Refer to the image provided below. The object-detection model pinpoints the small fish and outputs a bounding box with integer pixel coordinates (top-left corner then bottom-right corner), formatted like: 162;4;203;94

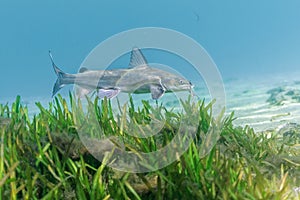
50;47;193;100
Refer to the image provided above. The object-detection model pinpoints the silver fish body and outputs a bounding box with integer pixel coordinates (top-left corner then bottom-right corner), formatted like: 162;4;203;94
51;48;193;99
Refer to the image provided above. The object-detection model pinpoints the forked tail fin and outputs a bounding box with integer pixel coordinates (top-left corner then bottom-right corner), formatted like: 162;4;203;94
49;51;71;97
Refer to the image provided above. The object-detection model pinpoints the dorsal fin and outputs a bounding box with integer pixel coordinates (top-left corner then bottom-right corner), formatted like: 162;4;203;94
128;47;148;69
79;67;89;73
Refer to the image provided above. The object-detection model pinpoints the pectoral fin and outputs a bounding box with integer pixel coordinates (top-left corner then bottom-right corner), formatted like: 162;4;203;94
97;88;120;99
150;84;165;100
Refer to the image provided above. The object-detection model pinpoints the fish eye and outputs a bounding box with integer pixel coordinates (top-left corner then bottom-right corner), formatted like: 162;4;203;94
179;80;184;84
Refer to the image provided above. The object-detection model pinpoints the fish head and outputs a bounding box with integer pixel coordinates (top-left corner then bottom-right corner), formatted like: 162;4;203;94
162;74;193;92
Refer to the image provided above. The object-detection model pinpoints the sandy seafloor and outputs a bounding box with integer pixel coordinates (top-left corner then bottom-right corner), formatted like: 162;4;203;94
1;72;300;133
223;73;300;132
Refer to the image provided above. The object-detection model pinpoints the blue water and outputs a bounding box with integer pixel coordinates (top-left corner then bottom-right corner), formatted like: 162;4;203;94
1;1;300;97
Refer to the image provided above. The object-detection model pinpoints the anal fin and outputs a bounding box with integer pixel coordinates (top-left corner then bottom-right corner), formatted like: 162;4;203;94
75;86;93;98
